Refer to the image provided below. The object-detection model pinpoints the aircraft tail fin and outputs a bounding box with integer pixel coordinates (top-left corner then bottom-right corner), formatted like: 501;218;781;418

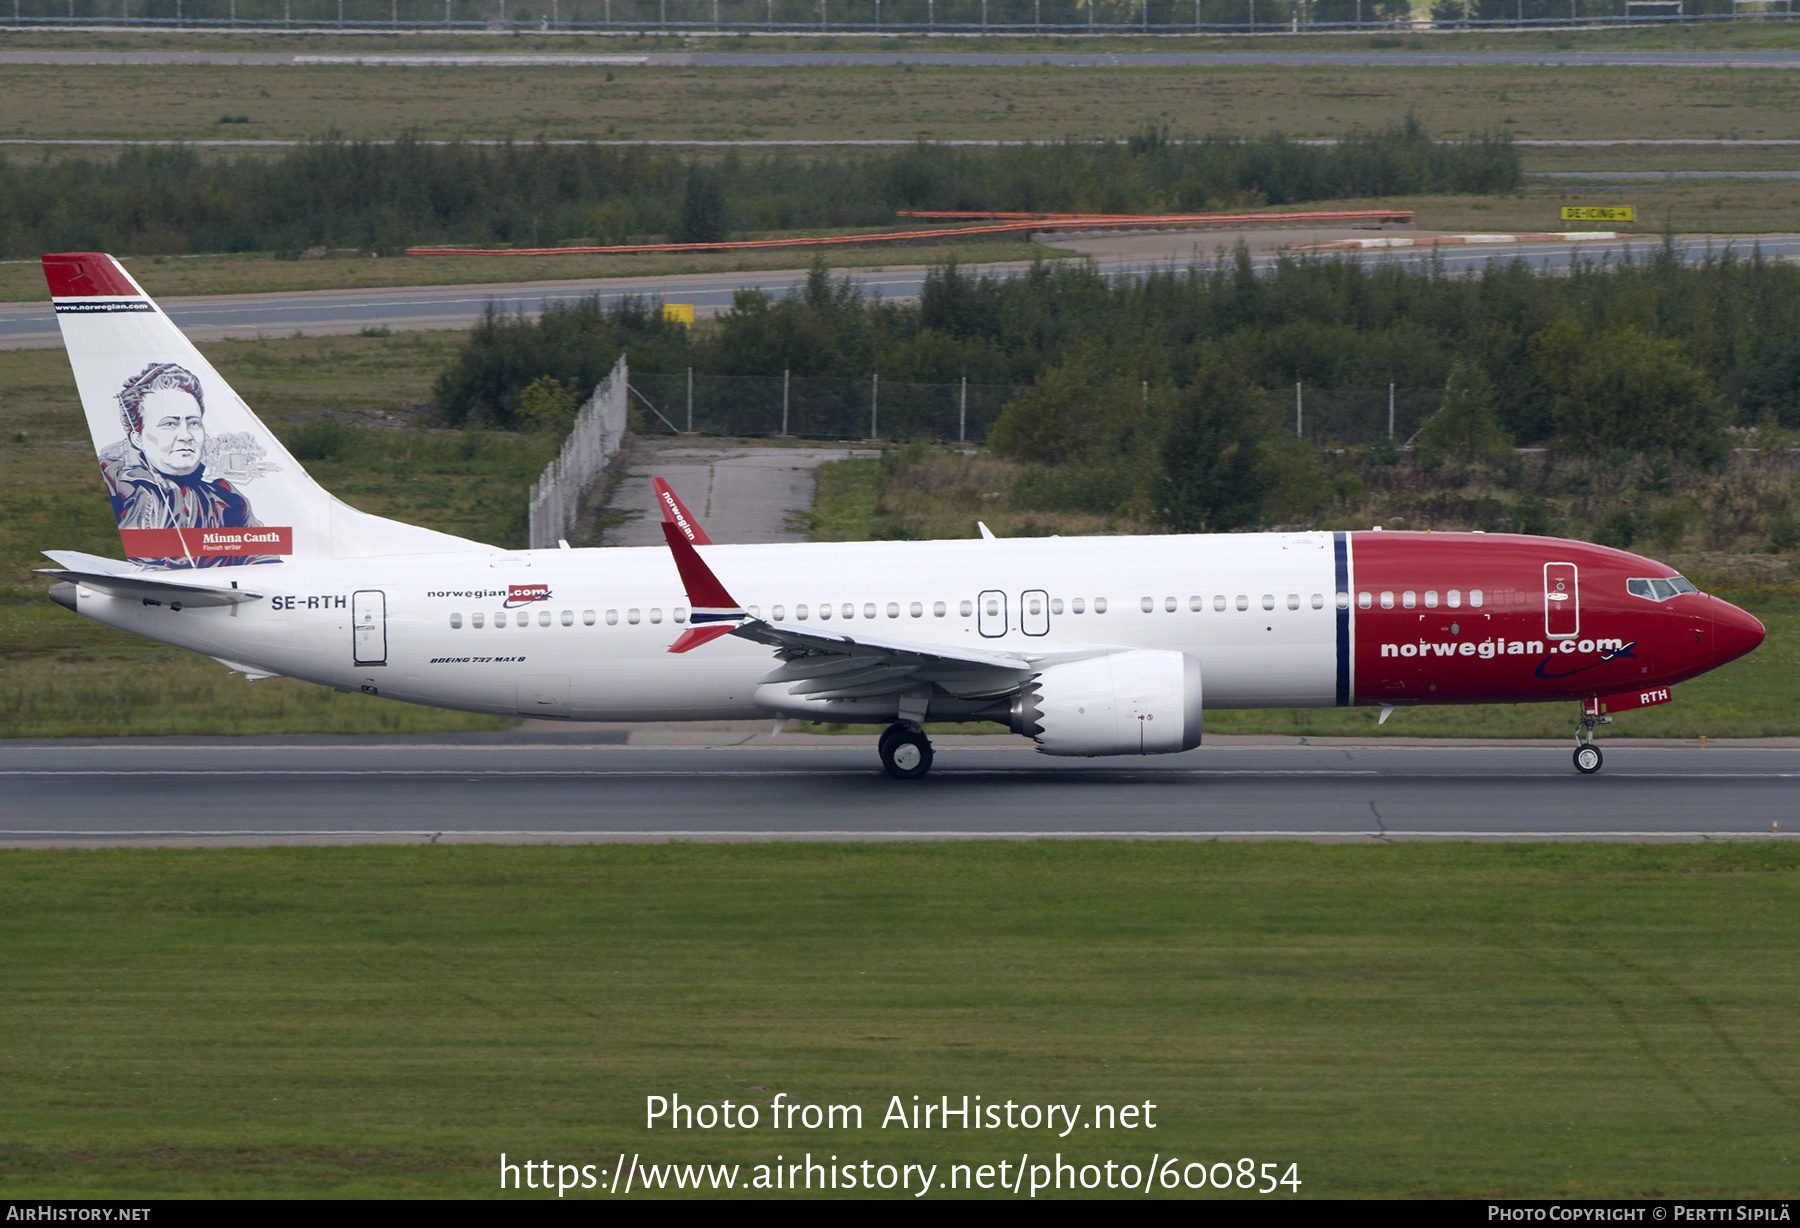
44;252;480;570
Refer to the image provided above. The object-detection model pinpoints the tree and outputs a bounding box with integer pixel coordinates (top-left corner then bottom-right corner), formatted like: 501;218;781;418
1416;359;1511;465
516;375;579;434
675;166;727;244
987;343;1147;465
1155;360;1280;533
1552;325;1726;456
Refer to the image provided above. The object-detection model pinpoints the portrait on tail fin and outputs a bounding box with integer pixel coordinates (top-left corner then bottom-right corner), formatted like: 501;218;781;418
99;362;283;569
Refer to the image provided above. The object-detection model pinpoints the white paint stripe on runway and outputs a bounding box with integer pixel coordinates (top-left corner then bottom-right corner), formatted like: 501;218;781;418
0;829;1779;840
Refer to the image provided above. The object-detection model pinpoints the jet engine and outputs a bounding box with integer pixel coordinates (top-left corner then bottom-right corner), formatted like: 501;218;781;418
1007;650;1202;756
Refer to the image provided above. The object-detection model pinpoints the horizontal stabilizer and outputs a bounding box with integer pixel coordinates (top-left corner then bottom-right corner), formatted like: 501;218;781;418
39;567;263;608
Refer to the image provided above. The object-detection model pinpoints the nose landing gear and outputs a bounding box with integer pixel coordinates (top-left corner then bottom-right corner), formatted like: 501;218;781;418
879;723;934;780
1573;709;1610;774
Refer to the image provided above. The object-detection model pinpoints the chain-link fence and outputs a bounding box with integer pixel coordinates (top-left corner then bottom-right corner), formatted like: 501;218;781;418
529;353;627;549
5;0;1782;28
1271;384;1449;449
621;372;1448;447
627;371;1027;443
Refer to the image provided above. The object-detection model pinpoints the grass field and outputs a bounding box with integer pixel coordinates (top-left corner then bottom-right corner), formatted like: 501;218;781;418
1;841;1795;1198
5;61;1800;146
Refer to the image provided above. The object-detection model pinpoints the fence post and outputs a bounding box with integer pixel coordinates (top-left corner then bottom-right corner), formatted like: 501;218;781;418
959;376;967;443
687;366;693;433
1388;382;1395;439
871;373;879;440
782;366;790;436
1295;381;1303;438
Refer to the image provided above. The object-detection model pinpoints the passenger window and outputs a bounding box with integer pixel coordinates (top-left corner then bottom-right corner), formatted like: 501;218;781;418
1336;592;1349;610
1262;594;1275;611
819;604;832;620
1071;598;1085;614
1163;596;1177;613
1029;596;1043;615
1312;593;1325;610
1236;595;1248;611
583;610;596;626
561;610;574;626
1469;590;1484;608
960;600;973;617
1287;594;1300;610
864;603;877;619
538;609;551;626
605;609;618;626
1094;598;1108;614
934;601;946;618
1402;591;1416;609
1447;590;1461;609
1358;592;1371;610
649;608;662;624
842;604;854;620
909;602;922;618
1051;597;1063;615
1213;595;1226;612
450;613;463;629
887;602;899;619
1379;592;1394;609
1424;591;1438;608
773;605;786;621
472;612;484;628
627;609;640;625
1141;597;1154;613
674;608;688;624
495;611;508;628
796;604;809;620
1189;596;1202;612
986;597;1001;617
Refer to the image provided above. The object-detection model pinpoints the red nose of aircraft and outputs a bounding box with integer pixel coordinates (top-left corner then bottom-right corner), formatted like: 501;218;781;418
1710;596;1766;667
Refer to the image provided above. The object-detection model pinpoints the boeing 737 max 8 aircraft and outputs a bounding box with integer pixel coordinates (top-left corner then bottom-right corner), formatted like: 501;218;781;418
35;253;1767;777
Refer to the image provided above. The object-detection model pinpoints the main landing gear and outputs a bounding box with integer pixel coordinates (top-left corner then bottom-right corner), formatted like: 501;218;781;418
879;723;934;780
1573;710;1611;775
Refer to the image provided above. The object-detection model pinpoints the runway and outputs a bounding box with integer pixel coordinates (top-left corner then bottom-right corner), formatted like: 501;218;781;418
0;738;1791;844
6;233;1790;348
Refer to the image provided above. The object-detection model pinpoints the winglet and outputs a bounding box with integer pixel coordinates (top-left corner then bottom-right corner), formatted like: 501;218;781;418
653;477;713;545
661;519;748;653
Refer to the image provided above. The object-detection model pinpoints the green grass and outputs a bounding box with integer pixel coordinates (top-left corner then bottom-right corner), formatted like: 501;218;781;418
4;62;1799;146
2;842;1796;1197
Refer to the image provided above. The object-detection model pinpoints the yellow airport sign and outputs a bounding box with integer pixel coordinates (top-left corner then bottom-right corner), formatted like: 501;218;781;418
1561;206;1635;222
663;303;696;325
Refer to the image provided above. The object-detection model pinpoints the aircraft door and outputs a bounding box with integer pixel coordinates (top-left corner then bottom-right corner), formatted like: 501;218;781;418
1021;588;1050;636
352;589;387;666
978;589;1008;638
1544;563;1579;640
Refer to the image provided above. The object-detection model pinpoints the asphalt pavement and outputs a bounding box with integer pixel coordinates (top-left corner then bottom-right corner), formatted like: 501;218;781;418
0;737;1790;845
9;232;1791;348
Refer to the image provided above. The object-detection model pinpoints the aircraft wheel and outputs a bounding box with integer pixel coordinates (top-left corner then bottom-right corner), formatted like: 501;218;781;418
1574;745;1603;775
880;725;934;780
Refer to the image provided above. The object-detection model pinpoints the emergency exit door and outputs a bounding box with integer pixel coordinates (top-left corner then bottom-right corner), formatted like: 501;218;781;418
1544;563;1579;640
978;589;1008;638
353;589;387;666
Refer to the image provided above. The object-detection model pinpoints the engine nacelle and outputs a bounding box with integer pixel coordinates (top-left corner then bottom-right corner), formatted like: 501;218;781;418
1009;650;1202;757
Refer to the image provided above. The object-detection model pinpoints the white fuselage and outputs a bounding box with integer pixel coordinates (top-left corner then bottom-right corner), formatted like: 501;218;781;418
73;532;1347;720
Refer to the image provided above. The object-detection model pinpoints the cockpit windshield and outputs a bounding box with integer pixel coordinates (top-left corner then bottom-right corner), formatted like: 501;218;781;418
1627;576;1700;601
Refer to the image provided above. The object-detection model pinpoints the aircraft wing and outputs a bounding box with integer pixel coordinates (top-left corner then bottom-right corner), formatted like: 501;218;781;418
652;481;1058;703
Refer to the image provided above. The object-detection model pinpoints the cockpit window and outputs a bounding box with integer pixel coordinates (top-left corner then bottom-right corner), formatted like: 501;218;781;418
1629;576;1698;601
